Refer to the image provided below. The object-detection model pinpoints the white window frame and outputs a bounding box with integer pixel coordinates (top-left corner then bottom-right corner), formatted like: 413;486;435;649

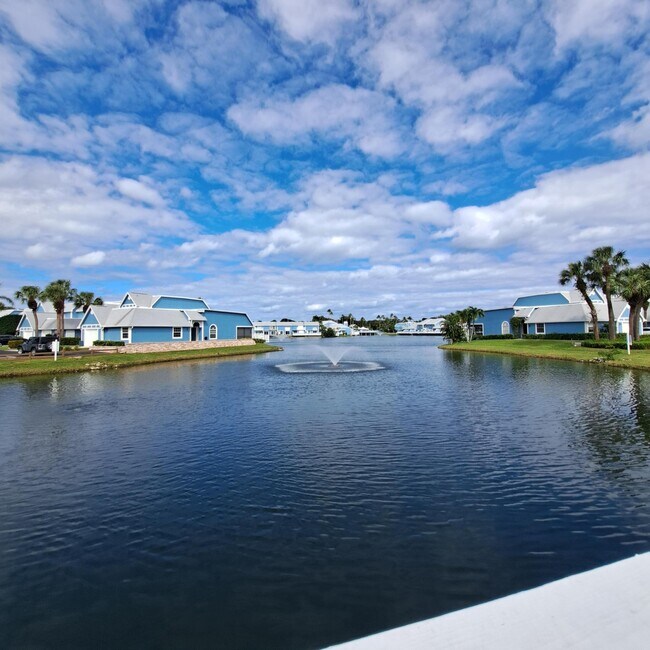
209;324;217;339
121;327;129;341
501;321;510;335
474;323;484;336
535;323;546;335
172;326;183;339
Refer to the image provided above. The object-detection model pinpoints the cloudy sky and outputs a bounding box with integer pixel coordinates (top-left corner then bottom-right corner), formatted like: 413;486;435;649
1;0;648;319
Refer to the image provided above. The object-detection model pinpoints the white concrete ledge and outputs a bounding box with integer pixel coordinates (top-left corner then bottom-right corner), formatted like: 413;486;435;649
328;553;650;650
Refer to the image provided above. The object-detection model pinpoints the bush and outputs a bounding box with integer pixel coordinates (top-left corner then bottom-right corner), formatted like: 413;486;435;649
583;339;650;350
321;327;337;338
0;314;21;335
523;333;596;341
93;340;125;347
253;338;266;344
7;339;23;349
475;334;514;340
61;337;80;346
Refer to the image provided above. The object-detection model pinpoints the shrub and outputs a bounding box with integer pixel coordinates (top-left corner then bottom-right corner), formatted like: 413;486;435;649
253;338;267;344
61;337;80;346
583;339;650;350
93;340;125;347
475;334;514;340
321;327;337;338
7;339;23;349
0;314;21;335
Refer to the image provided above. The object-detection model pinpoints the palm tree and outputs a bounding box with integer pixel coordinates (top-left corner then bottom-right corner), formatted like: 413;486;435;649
616;265;650;341
40;279;75;342
585;246;629;340
14;285;41;337
73;291;103;312
559;260;600;340
442;312;465;343
458;306;485;341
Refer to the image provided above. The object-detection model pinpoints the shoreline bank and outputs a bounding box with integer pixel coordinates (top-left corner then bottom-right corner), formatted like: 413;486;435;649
439;339;650;370
0;343;282;379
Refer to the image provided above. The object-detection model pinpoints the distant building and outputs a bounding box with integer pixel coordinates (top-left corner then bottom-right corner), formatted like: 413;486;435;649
396;317;445;335
254;321;321;340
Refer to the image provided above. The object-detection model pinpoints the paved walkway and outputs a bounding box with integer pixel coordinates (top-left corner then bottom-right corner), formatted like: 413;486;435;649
328;553;650;649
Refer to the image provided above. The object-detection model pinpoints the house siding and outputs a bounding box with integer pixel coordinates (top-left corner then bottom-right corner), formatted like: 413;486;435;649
475;308;515;336
153;297;208;310
81;311;99;326
203;311;252;340
130;326;190;343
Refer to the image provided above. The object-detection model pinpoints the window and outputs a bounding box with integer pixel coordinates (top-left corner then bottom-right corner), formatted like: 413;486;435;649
501;321;510;335
535;323;545;334
172;327;182;339
473;323;484;336
121;327;129;340
209;324;217;339
237;326;253;339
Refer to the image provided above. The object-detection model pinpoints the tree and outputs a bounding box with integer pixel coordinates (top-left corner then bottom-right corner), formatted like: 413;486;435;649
14;285;41;336
73;291;103;312
441;312;465;343
586;246;629;340
616;265;650;341
458;306;484;341
40;279;75;342
509;316;526;339
559;260;600;340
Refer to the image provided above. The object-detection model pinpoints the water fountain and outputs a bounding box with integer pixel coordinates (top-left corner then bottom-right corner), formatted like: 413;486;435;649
276;346;384;374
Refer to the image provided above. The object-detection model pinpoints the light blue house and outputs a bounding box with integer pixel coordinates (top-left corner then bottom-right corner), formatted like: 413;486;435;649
474;290;634;337
16;301;86;339
253;321;321;340
78;291;253;346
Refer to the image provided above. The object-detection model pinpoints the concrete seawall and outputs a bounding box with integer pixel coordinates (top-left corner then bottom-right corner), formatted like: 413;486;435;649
328;553;650;650
119;338;256;354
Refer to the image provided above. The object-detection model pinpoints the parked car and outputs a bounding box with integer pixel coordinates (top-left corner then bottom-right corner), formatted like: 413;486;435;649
18;336;57;354
0;334;23;345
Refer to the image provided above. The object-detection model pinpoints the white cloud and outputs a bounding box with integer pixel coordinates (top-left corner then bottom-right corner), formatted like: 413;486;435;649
547;0;648;52
71;250;106;267
228;84;405;156
0;156;195;271
257;0;359;44
453;153;650;253
116;178;165;206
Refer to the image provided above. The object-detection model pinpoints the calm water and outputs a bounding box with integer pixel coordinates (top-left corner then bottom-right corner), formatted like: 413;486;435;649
1;337;649;649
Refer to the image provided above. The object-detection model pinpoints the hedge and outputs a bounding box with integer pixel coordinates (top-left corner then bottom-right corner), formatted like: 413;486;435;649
523;333;597;341
475;334;514;340
61;337;80;346
582;339;650;350
93;340;125;346
7;339;23;349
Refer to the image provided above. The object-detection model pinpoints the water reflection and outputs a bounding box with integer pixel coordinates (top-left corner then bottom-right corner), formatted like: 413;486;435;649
0;338;649;650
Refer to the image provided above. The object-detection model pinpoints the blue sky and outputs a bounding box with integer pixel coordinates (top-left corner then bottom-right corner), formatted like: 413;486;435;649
1;0;649;319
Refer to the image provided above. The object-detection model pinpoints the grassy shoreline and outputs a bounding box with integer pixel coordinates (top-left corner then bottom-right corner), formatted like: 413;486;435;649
439;339;650;370
0;343;282;379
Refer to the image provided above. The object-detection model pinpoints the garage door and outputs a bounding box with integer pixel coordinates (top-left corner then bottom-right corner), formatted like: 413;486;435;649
82;328;100;347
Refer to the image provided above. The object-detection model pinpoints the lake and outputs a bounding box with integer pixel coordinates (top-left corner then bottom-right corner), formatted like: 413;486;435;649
1;336;649;649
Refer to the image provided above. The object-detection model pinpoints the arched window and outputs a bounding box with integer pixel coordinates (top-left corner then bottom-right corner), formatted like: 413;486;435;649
209;324;217;339
501;321;510;335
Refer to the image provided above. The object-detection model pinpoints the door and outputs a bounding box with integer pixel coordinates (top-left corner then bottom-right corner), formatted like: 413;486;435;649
83;328;99;347
191;322;200;341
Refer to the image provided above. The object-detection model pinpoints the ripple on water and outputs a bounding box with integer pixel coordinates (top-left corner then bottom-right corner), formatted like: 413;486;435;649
0;338;649;650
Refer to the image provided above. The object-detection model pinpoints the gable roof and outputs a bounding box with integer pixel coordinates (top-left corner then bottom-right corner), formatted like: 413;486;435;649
121;292;155;308
80;305;115;327
104;307;191;328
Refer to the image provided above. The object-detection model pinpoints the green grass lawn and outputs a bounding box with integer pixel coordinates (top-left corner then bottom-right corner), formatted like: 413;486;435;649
439;338;650;370
0;343;281;379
